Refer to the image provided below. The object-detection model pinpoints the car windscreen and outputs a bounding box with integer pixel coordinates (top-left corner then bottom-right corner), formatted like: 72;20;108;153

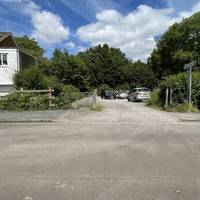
105;91;114;95
130;89;137;93
138;88;150;92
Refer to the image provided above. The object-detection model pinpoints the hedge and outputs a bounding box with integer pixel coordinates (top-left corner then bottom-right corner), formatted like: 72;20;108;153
159;72;200;108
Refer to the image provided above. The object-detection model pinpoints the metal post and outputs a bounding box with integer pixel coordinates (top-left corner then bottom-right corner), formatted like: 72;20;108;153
188;67;192;104
184;61;195;104
93;89;97;104
165;88;169;107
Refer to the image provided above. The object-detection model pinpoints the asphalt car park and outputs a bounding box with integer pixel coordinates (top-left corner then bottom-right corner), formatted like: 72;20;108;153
0;99;200;200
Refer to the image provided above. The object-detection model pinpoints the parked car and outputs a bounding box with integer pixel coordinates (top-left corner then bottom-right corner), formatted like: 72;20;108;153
117;90;128;99
101;90;116;99
128;87;150;102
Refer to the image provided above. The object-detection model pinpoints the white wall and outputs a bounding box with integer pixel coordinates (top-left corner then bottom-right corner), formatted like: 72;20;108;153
0;48;19;96
0;85;14;96
0;48;19;86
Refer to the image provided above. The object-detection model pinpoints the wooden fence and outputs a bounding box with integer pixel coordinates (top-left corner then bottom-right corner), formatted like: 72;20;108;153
14;88;97;109
15;87;55;108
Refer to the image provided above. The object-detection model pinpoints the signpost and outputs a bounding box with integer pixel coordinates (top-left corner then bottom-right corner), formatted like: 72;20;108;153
183;61;197;104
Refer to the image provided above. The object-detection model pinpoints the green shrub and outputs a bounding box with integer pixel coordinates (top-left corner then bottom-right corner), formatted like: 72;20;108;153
159;72;200;109
165;103;199;112
89;103;102;111
55;85;84;110
0;93;49;111
14;66;57;90
97;84;113;96
0;84;84;111
146;89;161;107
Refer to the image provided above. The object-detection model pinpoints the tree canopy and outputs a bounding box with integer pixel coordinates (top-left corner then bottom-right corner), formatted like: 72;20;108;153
15;36;44;59
14;44;157;92
78;44;130;88
148;12;200;78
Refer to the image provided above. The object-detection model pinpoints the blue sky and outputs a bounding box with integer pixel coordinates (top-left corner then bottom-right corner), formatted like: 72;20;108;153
0;0;200;60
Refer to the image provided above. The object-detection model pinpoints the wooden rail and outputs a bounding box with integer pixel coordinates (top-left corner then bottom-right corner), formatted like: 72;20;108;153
15;87;55;108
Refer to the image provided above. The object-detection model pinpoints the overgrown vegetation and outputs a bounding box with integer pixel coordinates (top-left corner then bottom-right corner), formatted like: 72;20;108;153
0;93;49;111
0;85;83;111
147;72;200;112
1;12;200;112
89;103;103;111
146;89;161;109
146;12;200;112
159;72;200;109
148;12;200;78
14;44;157;92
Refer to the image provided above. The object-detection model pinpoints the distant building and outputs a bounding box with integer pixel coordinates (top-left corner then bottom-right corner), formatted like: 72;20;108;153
0;32;35;96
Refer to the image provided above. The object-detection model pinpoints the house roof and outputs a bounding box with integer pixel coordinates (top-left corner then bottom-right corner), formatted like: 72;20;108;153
0;32;35;59
0;32;19;48
0;32;10;41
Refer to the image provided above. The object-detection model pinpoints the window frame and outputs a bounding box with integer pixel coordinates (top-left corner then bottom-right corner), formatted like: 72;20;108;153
0;53;8;67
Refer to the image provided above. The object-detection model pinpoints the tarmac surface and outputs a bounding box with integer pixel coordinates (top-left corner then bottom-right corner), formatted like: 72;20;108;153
0;99;200;200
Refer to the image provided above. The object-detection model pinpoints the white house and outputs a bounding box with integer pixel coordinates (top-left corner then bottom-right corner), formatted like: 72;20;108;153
0;32;35;96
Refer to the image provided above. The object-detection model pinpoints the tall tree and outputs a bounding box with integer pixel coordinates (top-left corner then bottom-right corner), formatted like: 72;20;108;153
51;49;89;91
78;44;130;88
123;61;158;89
15;36;44;59
148;12;200;78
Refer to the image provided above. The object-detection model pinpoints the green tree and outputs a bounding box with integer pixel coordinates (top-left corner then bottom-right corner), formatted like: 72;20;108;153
78;44;130;88
51;49;89;91
14;66;51;89
15;36;44;59
123;61;158;89
159;72;200;108
148;12;200;78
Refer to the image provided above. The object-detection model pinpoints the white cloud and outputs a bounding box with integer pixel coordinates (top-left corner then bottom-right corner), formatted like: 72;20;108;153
65;41;76;49
30;10;69;45
77;3;200;61
5;0;70;45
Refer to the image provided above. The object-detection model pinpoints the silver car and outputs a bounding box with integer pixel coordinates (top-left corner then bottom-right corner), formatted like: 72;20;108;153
128;87;150;102
117;90;128;99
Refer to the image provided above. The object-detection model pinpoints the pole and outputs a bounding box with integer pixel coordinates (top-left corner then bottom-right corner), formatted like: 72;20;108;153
169;87;173;104
188;67;192;104
48;87;52;109
165;88;169;107
93;89;97;104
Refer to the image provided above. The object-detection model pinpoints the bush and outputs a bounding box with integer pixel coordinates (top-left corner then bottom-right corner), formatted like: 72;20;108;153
97;84;113;96
159;72;200;109
14;66;52;90
0;84;84;111
54;85;84;110
146;89;161;107
89;103;102;111
165;103;199;112
0;93;49;111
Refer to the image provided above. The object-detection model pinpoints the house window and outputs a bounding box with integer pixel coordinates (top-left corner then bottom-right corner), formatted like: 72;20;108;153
0;54;8;66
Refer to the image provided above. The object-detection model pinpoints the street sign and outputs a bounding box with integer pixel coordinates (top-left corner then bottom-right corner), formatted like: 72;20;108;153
183;61;197;70
183;60;197;104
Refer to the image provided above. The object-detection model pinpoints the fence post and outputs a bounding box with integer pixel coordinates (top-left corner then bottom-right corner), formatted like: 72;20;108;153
92;89;97;104
48;87;52;109
169;87;173;104
165;88;169;107
20;87;23;96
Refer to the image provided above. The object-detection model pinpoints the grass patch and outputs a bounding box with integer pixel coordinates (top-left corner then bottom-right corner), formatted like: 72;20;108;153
165;103;199;113
89;103;102;111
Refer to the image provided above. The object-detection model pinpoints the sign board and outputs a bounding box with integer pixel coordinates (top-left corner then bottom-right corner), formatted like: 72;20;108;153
184;61;197;70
